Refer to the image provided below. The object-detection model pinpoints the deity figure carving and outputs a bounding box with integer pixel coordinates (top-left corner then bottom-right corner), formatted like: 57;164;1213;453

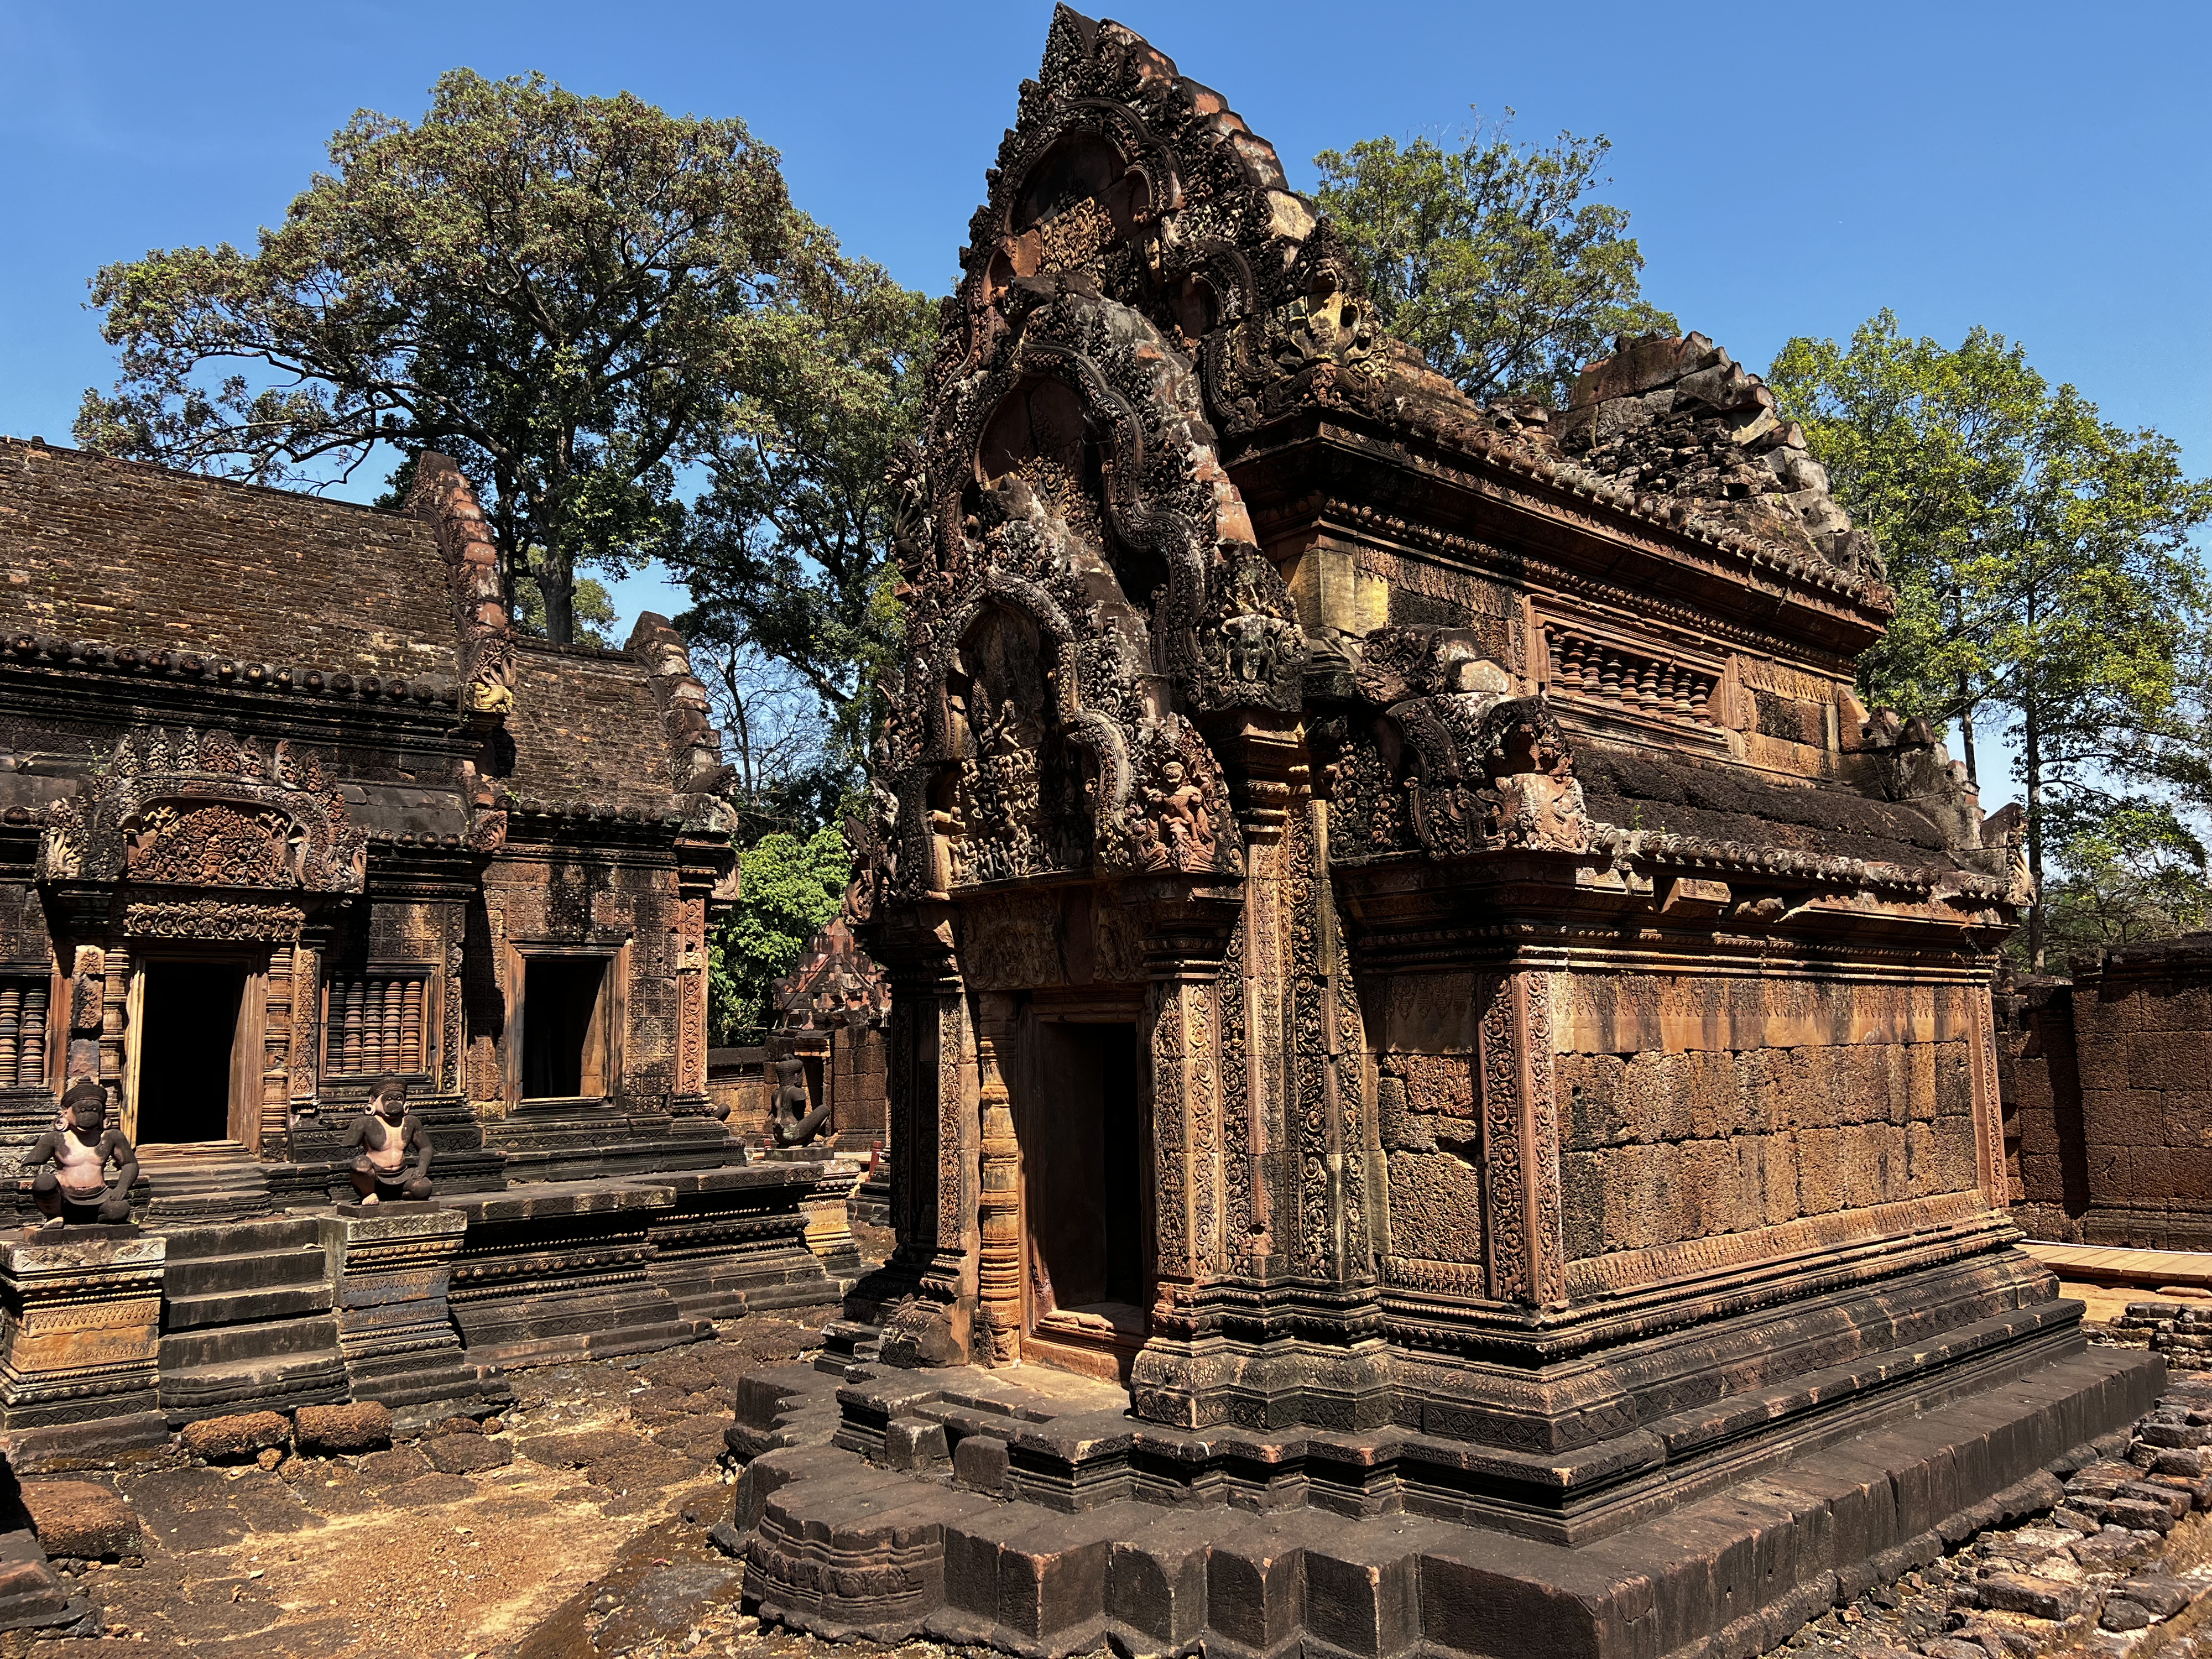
342;1073;434;1203
27;1080;137;1225
1146;760;1217;869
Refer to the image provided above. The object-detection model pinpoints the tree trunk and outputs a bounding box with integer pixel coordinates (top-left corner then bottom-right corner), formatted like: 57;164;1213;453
2023;691;2046;973
539;546;577;648
1957;676;1978;786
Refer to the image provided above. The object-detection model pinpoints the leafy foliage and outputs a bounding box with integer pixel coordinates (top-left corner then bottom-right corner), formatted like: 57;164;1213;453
1313;115;1674;406
669;264;937;816
708;824;850;1040
510;555;619;648
1769;312;2212;966
76;69;825;645
2038;797;2212;961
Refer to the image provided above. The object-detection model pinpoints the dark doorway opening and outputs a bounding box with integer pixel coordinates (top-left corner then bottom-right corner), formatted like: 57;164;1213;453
1025;1021;1146;1328
522;957;608;1099
137;959;247;1143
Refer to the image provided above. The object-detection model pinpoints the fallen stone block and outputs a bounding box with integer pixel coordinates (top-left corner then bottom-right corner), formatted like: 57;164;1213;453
2117;1575;2193;1618
294;1402;393;1456
180;1410;290;1462
358;1446;433;1486
2103;1598;2155;1631
1974;1571;2080;1620
2138;1420;2212;1449
2109;1499;2178;1532
426;1434;513;1475
18;1482;139;1559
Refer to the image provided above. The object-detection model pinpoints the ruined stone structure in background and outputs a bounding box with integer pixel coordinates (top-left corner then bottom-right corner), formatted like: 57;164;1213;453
2002;935;2212;1250
0;439;837;1444
768;917;890;1155
726;11;2160;1658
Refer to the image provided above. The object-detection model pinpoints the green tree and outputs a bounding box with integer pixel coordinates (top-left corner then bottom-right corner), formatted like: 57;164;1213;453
2038;797;2212;961
709;824;850;1040
1313;114;1674;405
510;557;620;648
1769;313;2212;968
76;69;825;645
669;264;936;805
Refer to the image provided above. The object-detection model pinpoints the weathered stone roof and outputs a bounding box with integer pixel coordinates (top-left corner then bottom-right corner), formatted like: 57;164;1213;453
0;437;734;841
1577;747;1953;867
0;437;458;680
503;638;685;812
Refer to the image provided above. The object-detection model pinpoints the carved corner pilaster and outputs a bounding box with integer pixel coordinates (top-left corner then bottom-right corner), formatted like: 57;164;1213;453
1474;970;1568;1307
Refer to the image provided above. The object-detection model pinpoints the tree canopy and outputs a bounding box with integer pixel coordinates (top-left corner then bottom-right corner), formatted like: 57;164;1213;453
76;69;839;646
666;263;937;820
1313;115;1674;406
1769;313;2212;967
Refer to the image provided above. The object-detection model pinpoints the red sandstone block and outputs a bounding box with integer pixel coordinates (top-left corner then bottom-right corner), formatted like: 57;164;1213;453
181;1411;290;1461
19;1481;139;1559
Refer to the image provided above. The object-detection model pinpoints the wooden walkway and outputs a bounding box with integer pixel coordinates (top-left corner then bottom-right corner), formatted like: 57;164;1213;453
2022;1240;2212;1290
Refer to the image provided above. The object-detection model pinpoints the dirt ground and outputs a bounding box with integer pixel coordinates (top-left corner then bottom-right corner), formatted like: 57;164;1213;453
20;1304;946;1659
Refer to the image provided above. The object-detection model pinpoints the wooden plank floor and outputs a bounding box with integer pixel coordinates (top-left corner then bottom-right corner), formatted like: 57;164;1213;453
2022;1239;2212;1288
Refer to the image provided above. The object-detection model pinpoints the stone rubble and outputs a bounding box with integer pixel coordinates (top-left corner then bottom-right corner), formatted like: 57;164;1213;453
1764;1370;2212;1659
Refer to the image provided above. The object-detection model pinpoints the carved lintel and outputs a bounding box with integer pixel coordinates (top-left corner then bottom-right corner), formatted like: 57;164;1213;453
121;901;305;942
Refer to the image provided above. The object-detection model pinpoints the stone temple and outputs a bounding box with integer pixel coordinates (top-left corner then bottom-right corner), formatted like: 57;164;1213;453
723;10;2162;1658
0;440;837;1446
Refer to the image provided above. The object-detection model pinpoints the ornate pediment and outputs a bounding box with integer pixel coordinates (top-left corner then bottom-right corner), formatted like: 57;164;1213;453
35;726;367;895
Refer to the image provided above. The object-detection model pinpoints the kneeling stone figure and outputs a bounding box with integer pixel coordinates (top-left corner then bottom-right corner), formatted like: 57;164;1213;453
342;1073;434;1203
28;1079;137;1225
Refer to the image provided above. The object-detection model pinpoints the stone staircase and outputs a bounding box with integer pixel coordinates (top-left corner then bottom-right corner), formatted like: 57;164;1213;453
156;1216;346;1422
136;1142;274;1223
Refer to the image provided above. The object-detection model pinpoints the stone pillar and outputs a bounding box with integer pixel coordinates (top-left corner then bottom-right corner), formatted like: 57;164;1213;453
974;992;1021;1366
875;918;975;1369
260;943;294;1155
1474;969;1568;1308
321;1204;497;1416
1136;890;1239;1333
0;1231;166;1433
290;941;322;1111
674;894;710;1112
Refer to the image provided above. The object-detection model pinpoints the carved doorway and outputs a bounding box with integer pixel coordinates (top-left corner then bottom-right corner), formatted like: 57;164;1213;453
127;953;263;1147
1018;1015;1150;1379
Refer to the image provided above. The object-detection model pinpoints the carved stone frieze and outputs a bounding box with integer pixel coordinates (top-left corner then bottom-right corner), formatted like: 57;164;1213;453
37;726;366;894
121;901;306;941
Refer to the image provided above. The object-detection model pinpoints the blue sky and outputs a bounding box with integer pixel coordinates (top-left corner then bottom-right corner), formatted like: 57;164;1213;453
6;1;2209;804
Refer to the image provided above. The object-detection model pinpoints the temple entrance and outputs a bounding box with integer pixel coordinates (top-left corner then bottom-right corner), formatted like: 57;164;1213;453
521;956;611;1100
131;957;253;1145
1020;1017;1149;1377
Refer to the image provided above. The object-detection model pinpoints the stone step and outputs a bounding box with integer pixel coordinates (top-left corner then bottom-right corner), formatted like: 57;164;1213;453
159;1313;340;1374
162;1280;333;1330
156;1348;348;1422
163;1244;329;1298
159;1217;325;1261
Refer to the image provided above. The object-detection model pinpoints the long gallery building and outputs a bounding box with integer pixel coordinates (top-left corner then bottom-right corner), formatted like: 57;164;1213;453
0;439;837;1437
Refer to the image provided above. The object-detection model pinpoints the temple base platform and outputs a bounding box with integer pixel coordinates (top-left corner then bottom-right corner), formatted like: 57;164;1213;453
725;1329;2162;1659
